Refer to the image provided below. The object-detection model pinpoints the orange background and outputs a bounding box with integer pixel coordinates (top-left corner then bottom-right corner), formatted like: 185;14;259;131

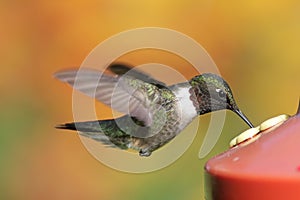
1;1;299;199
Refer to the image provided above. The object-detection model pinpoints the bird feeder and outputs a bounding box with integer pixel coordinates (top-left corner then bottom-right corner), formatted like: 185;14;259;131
205;101;300;200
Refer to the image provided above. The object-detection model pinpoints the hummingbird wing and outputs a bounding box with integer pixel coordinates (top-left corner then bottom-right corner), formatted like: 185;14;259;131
54;68;165;127
107;63;167;88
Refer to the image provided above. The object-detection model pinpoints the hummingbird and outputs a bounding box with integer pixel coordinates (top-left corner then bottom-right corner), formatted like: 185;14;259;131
54;63;253;157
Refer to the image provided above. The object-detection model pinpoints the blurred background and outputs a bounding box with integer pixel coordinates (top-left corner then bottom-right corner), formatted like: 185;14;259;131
1;0;299;199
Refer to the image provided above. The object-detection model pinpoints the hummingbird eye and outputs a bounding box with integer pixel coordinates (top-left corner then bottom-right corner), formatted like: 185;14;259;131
216;88;226;98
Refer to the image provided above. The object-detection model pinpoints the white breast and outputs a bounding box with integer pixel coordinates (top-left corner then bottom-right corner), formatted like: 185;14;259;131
171;84;198;131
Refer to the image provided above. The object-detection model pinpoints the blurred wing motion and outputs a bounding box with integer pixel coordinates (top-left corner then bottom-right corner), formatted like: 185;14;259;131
54;63;166;127
107;63;167;88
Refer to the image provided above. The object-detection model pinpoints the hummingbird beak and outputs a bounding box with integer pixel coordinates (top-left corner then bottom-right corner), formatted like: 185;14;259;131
234;109;254;128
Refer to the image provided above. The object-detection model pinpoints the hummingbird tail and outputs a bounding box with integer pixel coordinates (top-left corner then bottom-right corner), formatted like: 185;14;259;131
56;120;120;147
55;117;132;149
55;121;103;132
55;123;77;130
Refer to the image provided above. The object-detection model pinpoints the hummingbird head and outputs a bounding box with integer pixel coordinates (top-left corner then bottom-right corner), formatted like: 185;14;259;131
189;73;254;128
